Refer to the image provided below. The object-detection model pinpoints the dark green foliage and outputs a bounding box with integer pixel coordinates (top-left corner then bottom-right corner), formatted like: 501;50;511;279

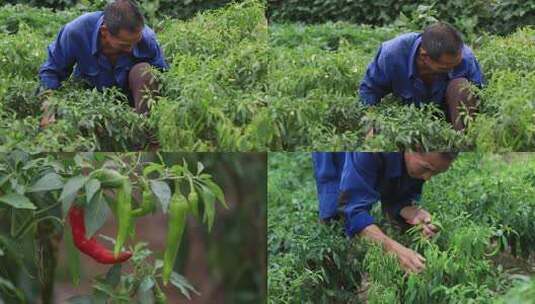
268;0;534;36
0;4;77;35
0;0;241;21
1;81;150;151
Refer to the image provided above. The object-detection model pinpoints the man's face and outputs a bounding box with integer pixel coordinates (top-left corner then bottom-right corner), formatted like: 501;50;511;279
101;25;142;55
420;48;462;75
404;153;453;181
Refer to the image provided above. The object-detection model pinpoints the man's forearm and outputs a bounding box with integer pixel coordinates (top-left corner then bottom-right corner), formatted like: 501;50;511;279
358;224;399;252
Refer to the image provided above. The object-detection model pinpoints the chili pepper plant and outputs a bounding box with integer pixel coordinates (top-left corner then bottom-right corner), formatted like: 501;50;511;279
0;151;227;303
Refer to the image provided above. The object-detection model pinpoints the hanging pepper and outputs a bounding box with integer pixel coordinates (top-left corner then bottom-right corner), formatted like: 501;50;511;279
162;191;189;285
114;180;132;258
154;283;167;304
90;168;128;188
188;188;199;220
131;183;156;217
68;205;132;264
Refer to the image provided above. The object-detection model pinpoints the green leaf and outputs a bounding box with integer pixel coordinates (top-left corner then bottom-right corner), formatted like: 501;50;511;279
0;276;24;301
138;276;155;304
0;193;36;210
85;178;101;205
154;259;164;271
27;172;64;192
203;179;228;208
139;275;155;293
60;175;89;202
0;174;10;188
85;191;110;239
196;162;204;174
64;221;80;287
169;272;200;300
60;175;89;215
149;180;171;213
199;185;216;231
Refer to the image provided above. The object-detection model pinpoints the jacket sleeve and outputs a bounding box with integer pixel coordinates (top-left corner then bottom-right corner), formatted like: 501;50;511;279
39;25;76;90
358;44;392;105
339;153;381;237
146;29;169;71
312;152;346;220
464;46;485;88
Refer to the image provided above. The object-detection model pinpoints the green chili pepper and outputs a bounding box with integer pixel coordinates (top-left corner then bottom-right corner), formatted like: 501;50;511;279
131;187;156;217
114;180;132;258
188;189;199;220
162;192;189;285
128;186;155;239
90;168;128;188
154;283;167;304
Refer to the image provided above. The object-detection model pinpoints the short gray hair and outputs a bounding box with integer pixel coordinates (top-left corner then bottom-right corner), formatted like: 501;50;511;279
422;22;463;61
103;0;144;36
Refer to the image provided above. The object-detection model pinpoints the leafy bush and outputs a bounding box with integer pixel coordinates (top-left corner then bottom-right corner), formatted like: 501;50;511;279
150;0;269;151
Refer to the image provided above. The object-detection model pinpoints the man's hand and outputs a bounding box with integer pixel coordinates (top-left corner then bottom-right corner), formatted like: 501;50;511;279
387;240;426;273
400;206;437;238
359;224;426;273
39;90;55;128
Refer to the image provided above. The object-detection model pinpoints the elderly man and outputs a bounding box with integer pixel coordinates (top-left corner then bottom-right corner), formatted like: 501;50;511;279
360;22;484;130
312;152;456;273
38;0;169;127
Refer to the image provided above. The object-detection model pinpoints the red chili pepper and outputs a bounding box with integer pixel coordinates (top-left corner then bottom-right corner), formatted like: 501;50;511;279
68;205;132;264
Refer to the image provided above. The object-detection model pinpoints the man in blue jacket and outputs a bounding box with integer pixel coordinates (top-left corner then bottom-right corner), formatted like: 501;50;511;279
38;0;169;127
312;152;456;273
360;22;484;130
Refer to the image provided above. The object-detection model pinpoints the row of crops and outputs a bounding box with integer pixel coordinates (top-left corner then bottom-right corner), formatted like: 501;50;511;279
0;0;534;151
268;153;535;303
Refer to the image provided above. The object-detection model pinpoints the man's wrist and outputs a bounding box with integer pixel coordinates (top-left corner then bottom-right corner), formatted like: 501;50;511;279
383;237;399;252
399;204;418;220
399;205;410;220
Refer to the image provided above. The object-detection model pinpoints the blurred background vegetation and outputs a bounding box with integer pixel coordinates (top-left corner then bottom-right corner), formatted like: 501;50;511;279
0;0;533;36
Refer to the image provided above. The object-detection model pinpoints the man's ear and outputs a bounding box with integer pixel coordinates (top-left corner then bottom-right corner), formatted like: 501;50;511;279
419;47;428;57
101;24;109;38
